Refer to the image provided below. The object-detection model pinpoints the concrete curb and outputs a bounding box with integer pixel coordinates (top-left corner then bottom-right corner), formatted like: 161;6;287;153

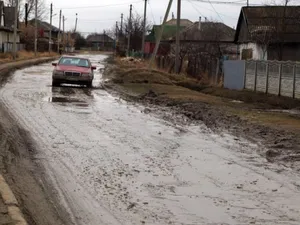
0;175;27;225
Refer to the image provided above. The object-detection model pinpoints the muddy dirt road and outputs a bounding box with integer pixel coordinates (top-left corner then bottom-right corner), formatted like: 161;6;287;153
1;55;300;225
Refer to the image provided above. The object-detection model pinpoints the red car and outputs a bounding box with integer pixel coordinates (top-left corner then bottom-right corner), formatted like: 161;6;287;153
52;56;96;87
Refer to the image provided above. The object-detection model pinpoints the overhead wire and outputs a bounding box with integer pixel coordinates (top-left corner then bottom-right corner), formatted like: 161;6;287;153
207;0;224;22
189;0;238;20
55;0;143;10
187;0;206;18
148;0;157;25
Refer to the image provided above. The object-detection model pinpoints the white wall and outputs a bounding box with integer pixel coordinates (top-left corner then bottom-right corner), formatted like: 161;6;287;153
239;43;267;60
0;31;20;44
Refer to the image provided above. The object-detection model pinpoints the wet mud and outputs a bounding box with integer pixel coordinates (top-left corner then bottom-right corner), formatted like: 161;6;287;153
1;55;300;224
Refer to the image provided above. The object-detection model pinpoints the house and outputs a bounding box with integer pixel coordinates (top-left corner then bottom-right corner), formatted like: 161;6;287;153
168;18;237;58
165;18;237;78
20;19;61;52
144;18;193;56
86;33;114;51
235;6;300;61
0;1;21;53
28;19;60;40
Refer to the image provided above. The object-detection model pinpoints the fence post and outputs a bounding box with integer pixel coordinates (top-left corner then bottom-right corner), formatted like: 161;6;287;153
265;62;269;94
254;61;258;92
293;65;296;99
278;63;282;96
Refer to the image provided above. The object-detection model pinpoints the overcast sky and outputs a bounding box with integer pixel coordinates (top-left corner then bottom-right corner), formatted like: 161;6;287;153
47;0;270;34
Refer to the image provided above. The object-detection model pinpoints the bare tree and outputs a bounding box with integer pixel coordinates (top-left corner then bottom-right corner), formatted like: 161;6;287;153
5;0;48;21
168;21;233;78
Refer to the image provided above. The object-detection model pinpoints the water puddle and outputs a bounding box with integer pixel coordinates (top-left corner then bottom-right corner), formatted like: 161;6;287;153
48;97;86;104
269;109;300;116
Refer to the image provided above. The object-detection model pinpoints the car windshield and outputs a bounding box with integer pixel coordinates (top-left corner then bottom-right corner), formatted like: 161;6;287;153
58;57;90;68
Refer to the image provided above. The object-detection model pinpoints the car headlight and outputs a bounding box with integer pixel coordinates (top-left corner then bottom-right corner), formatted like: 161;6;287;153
53;70;64;75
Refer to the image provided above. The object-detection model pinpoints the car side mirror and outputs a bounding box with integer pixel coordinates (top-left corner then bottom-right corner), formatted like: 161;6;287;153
52;63;57;66
91;66;96;70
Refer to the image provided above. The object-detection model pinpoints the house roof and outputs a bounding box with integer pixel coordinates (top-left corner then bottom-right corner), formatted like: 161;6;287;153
145;25;186;42
29;19;60;32
169;21;235;42
165;19;193;26
234;6;300;43
86;34;114;42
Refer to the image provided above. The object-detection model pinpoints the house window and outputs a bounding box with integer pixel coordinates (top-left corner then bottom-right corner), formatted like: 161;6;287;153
241;48;253;60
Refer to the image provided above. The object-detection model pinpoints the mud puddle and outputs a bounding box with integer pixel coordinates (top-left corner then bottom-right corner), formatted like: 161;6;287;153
2;54;300;225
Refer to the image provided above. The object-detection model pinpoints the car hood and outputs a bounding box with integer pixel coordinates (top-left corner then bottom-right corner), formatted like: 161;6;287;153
56;65;91;73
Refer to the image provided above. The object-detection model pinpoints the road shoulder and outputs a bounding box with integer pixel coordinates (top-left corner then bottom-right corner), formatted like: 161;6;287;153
103;58;300;169
0;56;70;225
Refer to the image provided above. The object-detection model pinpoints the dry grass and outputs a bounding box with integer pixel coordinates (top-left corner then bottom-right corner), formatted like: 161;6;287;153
0;51;58;64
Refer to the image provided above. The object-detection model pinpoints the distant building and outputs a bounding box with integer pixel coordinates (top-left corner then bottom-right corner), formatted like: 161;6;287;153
0;1;22;53
235;6;300;61
86;33;114;51
144;19;193;56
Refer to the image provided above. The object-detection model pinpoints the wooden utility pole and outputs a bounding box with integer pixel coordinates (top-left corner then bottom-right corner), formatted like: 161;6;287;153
63;15;65;50
25;3;28;27
57;9;61;53
34;0;38;56
141;0;147;58
175;0;181;74
127;4;132;56
13;0;18;60
74;13;78;32
49;3;53;53
120;13;123;35
149;0;173;68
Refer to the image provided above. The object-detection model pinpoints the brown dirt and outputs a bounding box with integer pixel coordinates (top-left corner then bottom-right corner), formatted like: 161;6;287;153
103;60;300;168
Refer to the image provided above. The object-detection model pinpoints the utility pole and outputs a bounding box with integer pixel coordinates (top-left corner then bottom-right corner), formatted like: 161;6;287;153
63;15;65;50
49;3;53;53
34;0;38;56
127;4;132;56
74;13;78;32
13;0;18;60
149;0;173;68
175;0;181;74
115;21;118;56
247;0;249;6
116;21;118;41
120;13;123;35
141;0;147;58
25;3;28;27
57;9;61;53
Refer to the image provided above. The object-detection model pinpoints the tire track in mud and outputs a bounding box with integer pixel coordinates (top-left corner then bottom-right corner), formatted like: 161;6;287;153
2;56;300;225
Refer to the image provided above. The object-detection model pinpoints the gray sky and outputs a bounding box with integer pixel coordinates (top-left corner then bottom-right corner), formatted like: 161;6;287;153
48;0;262;34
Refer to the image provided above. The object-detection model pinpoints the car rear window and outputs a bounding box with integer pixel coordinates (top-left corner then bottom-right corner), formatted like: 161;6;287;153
59;57;90;68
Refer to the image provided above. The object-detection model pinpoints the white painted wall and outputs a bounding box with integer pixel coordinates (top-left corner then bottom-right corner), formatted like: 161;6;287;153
239;43;267;60
0;31;20;43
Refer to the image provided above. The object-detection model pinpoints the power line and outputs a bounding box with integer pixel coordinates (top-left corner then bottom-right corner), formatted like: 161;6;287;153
148;0;156;24
189;0;237;20
55;0;143;10
187;0;206;18
188;0;262;6
207;0;224;22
